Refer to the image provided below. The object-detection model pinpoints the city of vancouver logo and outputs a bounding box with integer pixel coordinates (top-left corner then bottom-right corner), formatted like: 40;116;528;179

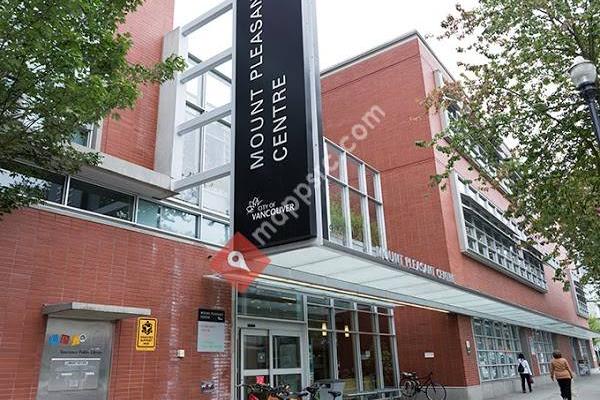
246;196;296;221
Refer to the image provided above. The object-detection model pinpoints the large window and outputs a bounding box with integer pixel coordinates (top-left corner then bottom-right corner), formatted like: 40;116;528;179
571;271;589;317
455;176;547;291
1;168;230;245
0;168;65;204
324;140;385;255
68;179;134;221
306;297;397;393
174;41;232;217
532;330;554;375
238;289;399;394
473;318;522;381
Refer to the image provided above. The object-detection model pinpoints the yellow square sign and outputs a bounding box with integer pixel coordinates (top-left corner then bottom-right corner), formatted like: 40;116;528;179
136;317;157;351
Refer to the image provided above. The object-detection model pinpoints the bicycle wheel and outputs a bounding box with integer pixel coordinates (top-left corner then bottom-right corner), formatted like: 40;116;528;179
425;382;447;400
399;379;417;398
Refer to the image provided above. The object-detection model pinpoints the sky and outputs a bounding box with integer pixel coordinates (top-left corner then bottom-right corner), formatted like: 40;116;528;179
315;0;478;75
174;0;479;77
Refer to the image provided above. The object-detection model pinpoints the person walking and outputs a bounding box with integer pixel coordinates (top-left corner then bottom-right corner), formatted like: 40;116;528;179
517;353;533;393
550;351;575;400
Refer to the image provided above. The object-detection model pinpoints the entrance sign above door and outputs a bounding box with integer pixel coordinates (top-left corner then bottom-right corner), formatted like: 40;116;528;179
233;0;323;251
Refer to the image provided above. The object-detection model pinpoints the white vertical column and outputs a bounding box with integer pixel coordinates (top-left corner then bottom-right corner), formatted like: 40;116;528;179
155;27;188;179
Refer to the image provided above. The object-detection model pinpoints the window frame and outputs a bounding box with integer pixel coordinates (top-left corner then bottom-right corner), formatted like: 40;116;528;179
324;139;386;256
472;318;523;382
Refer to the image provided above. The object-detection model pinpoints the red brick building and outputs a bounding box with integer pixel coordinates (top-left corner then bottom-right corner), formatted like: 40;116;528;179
0;2;597;400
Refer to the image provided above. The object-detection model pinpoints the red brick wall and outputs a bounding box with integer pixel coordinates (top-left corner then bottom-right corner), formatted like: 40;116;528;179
322;38;452;272
321;35;588;328
395;307;473;387
0;209;230;400
101;0;175;169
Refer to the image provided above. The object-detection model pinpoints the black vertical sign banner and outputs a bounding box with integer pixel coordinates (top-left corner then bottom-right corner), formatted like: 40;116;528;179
234;0;318;250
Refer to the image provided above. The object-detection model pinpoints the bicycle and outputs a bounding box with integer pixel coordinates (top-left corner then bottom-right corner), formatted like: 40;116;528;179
399;372;447;400
238;383;309;400
303;383;343;400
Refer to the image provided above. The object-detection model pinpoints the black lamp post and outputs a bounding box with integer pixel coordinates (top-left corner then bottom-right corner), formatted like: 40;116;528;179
569;56;600;146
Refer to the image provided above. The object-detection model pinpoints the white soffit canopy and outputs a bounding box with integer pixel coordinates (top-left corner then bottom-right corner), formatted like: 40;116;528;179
263;241;598;340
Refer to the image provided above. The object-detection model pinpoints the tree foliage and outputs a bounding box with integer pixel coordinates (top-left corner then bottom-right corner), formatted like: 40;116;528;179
424;0;600;291
590;316;600;345
0;0;185;215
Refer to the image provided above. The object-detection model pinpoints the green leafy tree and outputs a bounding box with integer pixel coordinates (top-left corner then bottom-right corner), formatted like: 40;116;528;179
0;0;185;215
423;0;600;289
589;316;600;346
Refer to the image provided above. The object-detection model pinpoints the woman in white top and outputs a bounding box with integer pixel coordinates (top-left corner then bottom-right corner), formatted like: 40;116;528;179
518;353;533;393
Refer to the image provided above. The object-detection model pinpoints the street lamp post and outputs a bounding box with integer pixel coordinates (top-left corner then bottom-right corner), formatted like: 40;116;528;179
569;56;600;146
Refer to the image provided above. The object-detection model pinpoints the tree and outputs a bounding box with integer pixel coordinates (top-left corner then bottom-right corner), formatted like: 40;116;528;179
590;316;600;346
423;0;600;291
0;0;185;215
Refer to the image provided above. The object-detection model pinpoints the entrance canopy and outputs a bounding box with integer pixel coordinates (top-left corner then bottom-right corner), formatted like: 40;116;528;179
260;241;598;340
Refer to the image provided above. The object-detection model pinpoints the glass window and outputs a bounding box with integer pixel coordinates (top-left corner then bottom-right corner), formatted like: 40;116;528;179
346;156;361;190
307;296;330;306
336;332;357;393
237;287;303;321
202;176;229;215
380;336;396;387
360;334;377;391
326;142;342;180
204;72;231;111
378;314;391;334
0;168;64;204
71;125;93;147
473;318;522;382
532;330;554;375
200;217;229;245
308;305;331;331
177;186;200;207
369;200;382;252
137;200;160;228
202;122;231;171
357;312;374;333
137;200;197;238
327;181;346;245
68;179;134;221
309;330;332;382
365;167;377;199
243;334;268;370
273;336;301;369
348;190;365;250
159;206;197;237
334;308;354;332
462;206;547;291
324;138;385;257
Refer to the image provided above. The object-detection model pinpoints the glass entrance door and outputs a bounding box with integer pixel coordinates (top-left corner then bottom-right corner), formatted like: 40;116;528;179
240;325;306;397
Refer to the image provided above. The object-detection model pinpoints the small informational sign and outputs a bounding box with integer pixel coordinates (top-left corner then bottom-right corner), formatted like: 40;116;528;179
197;309;225;353
424;352;435;359
136;317;158;352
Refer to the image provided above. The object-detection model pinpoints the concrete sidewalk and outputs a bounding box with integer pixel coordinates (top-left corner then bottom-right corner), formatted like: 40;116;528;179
489;374;600;400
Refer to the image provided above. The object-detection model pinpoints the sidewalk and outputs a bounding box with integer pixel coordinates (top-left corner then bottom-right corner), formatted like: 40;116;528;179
489;373;600;400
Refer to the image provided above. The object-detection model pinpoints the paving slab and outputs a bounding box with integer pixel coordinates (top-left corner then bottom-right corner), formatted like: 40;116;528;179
488;373;600;400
